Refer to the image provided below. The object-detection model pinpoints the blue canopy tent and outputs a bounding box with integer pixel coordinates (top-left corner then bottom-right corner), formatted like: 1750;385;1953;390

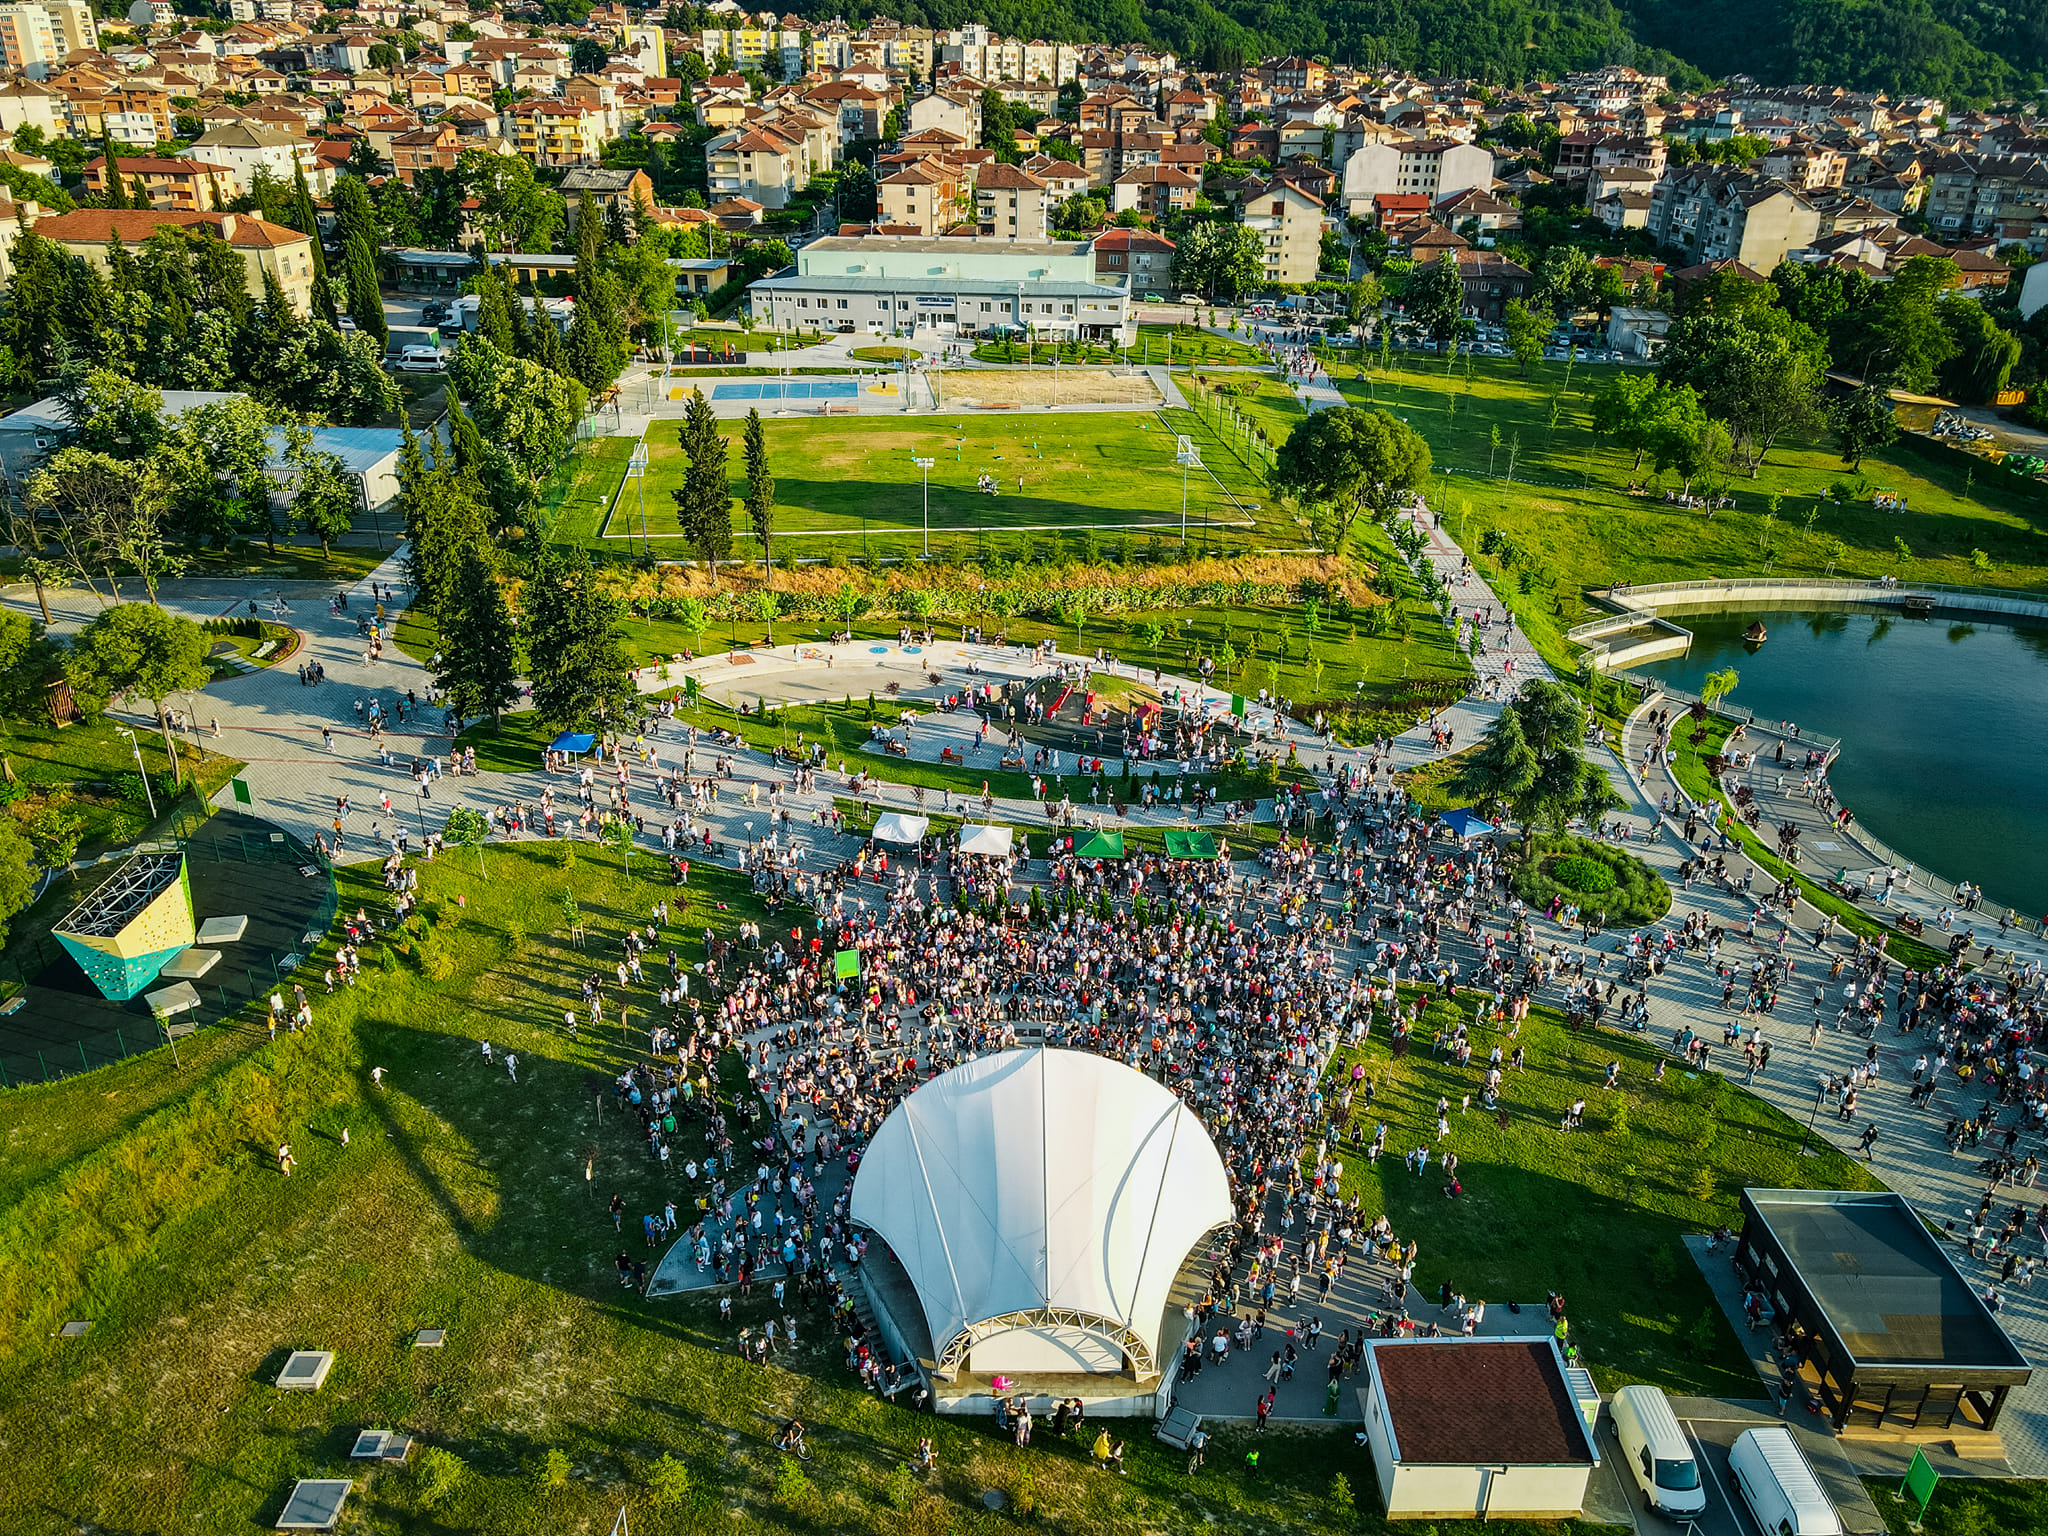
1439;807;1494;840
549;731;597;756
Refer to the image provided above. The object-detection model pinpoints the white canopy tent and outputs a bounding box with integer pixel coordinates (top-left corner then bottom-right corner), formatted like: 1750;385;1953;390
956;824;1013;857
849;1050;1232;1380
870;812;929;845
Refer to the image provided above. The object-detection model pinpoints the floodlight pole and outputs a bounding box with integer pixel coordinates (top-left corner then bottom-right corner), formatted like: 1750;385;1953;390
913;456;934;559
116;726;156;818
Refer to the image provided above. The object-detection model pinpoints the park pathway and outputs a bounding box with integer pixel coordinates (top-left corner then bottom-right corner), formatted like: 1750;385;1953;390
9;514;2046;1473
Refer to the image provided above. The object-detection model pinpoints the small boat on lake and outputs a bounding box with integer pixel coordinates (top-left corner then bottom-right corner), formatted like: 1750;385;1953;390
1742;621;1768;645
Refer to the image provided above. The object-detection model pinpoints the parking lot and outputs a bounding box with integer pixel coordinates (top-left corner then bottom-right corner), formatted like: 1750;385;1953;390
1593;1398;1888;1536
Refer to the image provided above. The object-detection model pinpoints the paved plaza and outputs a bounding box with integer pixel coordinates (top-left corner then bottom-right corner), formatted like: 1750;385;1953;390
7;469;2047;1476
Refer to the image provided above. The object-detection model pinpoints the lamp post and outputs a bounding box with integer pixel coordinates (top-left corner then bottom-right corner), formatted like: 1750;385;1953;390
912;456;934;559
115;726;156;819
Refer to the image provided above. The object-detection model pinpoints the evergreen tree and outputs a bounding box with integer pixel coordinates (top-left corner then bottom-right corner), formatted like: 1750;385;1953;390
101;143;127;209
507;266;533;359
524;541;635;732
528;300;566;375
333;178;387;346
397;428;488;618
288;161;336;325
446;390;488;475
434;546;520;728
473;264;514;353
742;406;774;570
674;392;731;576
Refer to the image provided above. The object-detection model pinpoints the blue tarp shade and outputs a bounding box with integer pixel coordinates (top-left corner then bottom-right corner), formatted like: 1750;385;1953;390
1439;807;1494;839
550;732;597;755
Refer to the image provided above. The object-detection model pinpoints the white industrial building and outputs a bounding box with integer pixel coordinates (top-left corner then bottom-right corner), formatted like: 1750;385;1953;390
748;235;1135;342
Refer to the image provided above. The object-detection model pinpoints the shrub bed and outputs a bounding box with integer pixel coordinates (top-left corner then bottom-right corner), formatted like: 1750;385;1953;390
1512;833;1670;926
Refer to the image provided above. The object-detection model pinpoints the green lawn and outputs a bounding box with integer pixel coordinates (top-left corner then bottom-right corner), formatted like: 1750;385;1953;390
0;838;1639;1536
1867;1474;2044;1536
1324;356;2048;673
542;433;638;544
0;715;241;860
670;327;823;356
1323;988;1880;1396
1186;370;1307;453
587;412;1293;556
1136;323;1268;367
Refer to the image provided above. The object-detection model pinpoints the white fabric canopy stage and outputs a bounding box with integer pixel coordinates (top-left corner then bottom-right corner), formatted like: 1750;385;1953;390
849;1049;1232;1377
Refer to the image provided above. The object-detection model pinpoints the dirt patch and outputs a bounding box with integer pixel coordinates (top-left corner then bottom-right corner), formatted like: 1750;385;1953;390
937;370;1161;409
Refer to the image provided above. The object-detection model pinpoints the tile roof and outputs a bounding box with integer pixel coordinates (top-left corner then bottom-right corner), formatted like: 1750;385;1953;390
1372;1341;1591;1466
34;208;311;250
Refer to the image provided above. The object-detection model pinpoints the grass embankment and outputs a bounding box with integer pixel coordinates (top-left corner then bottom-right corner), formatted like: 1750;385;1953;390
0;716;242;859
419;592;1466;772
1324;355;2048;675
0;838;1633;1535
1664;714;1952;970
1323;988;1880;1397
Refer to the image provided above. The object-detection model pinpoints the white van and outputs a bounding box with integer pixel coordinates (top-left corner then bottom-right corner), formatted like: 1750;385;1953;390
1728;1426;1844;1536
1611;1385;1705;1516
393;346;445;374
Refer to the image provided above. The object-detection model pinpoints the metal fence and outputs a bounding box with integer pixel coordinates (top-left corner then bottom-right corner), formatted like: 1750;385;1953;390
1634;681;2042;943
0;817;340;1089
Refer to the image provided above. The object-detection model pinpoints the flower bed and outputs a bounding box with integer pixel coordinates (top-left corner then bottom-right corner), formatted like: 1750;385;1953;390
1512;833;1670;926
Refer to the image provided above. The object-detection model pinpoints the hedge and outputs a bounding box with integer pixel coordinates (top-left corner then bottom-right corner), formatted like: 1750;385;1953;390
1511;833;1671;927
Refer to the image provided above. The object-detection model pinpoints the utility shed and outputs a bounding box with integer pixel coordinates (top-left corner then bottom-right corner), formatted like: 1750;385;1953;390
1359;1337;1599;1520
1737;1188;2031;1447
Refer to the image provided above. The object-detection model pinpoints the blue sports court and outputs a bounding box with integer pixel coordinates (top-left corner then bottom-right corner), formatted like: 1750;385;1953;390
710;379;860;401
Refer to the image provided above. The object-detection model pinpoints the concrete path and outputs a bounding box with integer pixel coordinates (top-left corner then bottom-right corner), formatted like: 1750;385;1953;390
8;505;2044;1477
1387;514;2048;1477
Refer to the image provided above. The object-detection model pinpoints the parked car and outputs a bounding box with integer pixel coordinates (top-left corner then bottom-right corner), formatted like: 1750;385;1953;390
392;345;445;374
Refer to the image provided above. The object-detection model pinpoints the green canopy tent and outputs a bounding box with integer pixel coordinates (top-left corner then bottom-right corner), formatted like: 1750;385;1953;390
1075;830;1124;859
1161;829;1218;860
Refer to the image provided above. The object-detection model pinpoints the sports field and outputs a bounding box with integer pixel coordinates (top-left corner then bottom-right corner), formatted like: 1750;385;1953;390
594;410;1303;555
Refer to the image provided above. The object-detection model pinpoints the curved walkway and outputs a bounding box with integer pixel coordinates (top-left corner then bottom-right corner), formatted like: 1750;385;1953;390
9;514;2047;1475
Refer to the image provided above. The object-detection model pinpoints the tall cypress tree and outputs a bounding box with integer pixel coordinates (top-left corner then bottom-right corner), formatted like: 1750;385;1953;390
446;390;487;476
288;161;336;325
674;392;731;577
341;230;387;347
101;143;128;209
332;178;387;346
742;406;773;571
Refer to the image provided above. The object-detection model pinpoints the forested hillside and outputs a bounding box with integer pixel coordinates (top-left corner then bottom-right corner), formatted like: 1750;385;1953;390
836;0;2048;101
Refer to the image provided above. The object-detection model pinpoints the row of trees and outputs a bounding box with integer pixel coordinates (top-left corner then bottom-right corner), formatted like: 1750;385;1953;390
403;435;638;737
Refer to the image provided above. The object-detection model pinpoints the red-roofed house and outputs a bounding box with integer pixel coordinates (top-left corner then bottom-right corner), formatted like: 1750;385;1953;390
32;208;317;312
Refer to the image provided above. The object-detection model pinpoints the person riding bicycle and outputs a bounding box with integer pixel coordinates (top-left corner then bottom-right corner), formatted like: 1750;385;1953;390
775;1418;807;1456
